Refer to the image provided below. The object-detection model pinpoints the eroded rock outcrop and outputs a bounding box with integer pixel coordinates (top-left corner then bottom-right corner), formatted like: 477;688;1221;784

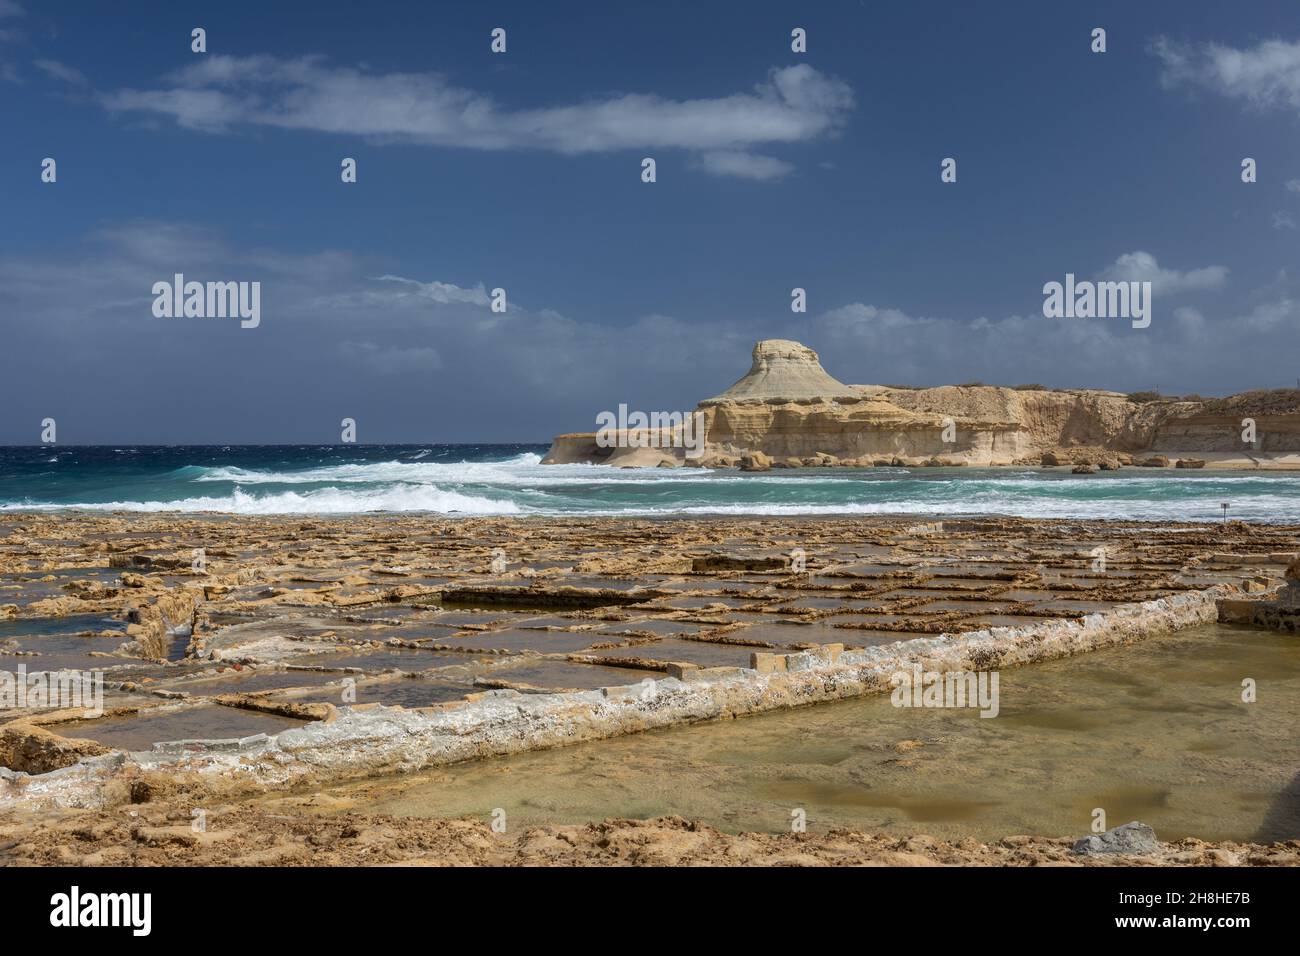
544;339;1300;468
704;339;859;403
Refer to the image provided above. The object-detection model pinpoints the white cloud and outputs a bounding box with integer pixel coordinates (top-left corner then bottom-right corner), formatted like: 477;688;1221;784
0;1;24;17
1172;305;1208;340
1287;179;1300;193
34;59;87;85
694;150;794;181
373;275;489;306
1274;210;1298;231
1153;36;1300;111
1234;295;1298;333
1097;250;1227;295
821;303;939;333
340;341;443;374
100;56;851;177
808;292;1300;392
0;225;1291;442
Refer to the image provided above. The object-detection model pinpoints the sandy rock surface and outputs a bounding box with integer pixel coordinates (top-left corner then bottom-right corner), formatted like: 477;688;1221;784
3;801;1297;867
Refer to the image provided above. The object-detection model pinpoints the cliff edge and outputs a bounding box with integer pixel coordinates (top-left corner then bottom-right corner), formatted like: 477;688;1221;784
544;339;1300;469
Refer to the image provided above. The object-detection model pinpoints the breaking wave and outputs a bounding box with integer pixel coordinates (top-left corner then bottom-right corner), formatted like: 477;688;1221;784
4;445;1300;520
2;485;518;515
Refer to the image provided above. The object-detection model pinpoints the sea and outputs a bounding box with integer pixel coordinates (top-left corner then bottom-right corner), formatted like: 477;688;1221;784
1;444;1299;522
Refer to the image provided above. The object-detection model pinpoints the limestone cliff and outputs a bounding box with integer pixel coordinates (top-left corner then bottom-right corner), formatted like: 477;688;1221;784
544;339;1300;469
703;339;859;402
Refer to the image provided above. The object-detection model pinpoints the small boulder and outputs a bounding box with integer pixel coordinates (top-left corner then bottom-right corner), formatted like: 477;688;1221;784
1041;451;1066;467
1072;821;1161;856
739;451;772;472
1138;455;1170;467
1071;463;1098;474
1176;458;1207;469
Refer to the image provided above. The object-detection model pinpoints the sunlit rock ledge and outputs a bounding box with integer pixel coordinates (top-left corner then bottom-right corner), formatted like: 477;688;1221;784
544;339;1300;470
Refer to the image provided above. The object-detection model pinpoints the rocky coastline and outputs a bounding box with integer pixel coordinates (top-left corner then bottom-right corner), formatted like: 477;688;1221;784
544;339;1300;470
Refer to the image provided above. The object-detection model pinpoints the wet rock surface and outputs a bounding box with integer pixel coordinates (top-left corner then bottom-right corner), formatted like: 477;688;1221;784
0;512;1295;812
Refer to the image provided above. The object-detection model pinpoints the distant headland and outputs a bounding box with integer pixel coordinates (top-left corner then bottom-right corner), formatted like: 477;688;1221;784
544;339;1300;471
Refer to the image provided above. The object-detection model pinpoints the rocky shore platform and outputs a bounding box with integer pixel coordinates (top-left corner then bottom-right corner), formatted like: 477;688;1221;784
1;512;1296;825
4;803;1297;867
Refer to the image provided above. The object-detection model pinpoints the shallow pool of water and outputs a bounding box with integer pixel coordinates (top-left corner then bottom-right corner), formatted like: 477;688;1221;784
319;623;1300;843
65;704;306;751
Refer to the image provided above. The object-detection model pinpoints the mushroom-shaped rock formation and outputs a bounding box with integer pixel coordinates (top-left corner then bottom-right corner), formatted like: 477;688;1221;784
700;339;860;405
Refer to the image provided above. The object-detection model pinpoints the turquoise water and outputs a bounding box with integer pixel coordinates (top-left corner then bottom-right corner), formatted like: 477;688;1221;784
329;624;1300;842
2;445;1299;520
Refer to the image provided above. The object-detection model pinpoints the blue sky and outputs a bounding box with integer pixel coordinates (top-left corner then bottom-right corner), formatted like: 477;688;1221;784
2;0;1299;443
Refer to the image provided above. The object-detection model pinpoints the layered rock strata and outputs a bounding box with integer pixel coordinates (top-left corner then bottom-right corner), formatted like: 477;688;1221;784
545;339;1300;468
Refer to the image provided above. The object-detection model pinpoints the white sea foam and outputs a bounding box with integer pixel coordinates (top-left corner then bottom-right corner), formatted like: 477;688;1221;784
6;450;1300;520
187;455;728;487
1;484;518;515
570;494;1300;521
183;455;908;488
